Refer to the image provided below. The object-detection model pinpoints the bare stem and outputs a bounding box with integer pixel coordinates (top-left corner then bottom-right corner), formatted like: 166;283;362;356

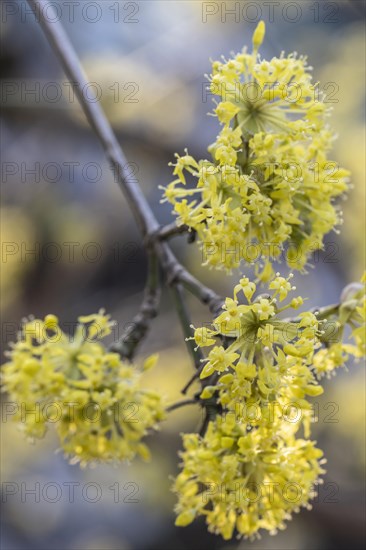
157;223;190;241
166;399;199;413
170;284;205;370
26;0;222;314
160;243;223;313
26;0;159;238
181;371;200;395
110;251;161;360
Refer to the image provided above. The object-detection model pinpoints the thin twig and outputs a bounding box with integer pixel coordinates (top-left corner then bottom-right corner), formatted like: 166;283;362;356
27;0;222;312
161;244;223;313
26;0;159;239
199;413;210;437
109;252;161;360
157;223;190;240
166;399;198;413
170;284;205;369
181;371;200;395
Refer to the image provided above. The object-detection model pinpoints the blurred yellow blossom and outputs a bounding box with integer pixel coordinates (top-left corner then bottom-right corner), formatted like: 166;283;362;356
1;312;166;466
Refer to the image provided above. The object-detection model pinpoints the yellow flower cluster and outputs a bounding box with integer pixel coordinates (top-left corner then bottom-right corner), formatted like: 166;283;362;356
313;277;366;377
163;22;349;271
173;273;365;538
174;416;324;540
1;312;165;466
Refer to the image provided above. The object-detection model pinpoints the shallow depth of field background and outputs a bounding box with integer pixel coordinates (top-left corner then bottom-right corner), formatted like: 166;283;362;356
1;1;365;549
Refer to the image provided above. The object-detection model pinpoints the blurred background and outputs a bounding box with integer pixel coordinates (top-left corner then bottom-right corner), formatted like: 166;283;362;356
1;1;365;549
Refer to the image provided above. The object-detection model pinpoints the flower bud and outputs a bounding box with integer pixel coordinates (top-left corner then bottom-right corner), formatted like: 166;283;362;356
252;21;265;51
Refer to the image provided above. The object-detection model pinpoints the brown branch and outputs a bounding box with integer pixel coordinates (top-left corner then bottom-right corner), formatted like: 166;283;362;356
27;0;159;238
156;222;190;241
109;252;161;360
26;0;222;312
166;399;199;413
